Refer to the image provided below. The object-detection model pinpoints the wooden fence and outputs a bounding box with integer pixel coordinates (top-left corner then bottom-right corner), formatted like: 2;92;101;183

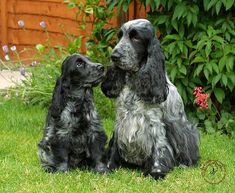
0;0;147;63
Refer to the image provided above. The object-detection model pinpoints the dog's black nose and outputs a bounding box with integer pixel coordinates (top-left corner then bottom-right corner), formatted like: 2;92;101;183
111;51;121;63
97;64;104;72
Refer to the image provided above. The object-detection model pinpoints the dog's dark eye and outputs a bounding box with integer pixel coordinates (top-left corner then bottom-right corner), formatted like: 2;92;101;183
76;59;85;68
129;29;141;42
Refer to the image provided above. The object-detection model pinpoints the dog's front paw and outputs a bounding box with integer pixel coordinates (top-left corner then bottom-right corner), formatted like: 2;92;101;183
144;165;169;179
93;163;110;174
57;162;69;172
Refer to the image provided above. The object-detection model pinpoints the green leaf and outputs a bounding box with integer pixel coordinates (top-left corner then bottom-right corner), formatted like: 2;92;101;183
179;65;187;75
203;0;210;10
197;39;207;50
189;4;199;14
207;26;215;37
185;40;193;48
192;14;198;27
219;56;227;72
215;1;222;15
168;42;176;54
165;34;180;40
177;58;182;68
206;62;213;74
225;32;231;41
154;0;161;9
179;24;185;38
122;1;130;12
212;35;225;45
196;108;206;120
170;67;177;82
228;73;235;84
226;56;234;71
191;56;205;64
212;74;222;88
146;0;151;6
186;12;192;26
168;0;173;11
177;41;184;52
205;120;215;133
225;0;234;10
85;6;93;14
181;78;188;86
194;64;204;77
204;68;210;80
207;0;217;10
156;15;169;25
211;62;219;74
171;19;178;31
214;88;225;103
67;2;76;9
182;45;188;58
222;74;228;86
35;44;45;52
173;3;186;20
205;41;212;57
108;0;118;10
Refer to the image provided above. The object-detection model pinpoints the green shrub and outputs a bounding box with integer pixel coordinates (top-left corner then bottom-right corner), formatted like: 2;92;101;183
108;0;235;136
66;0;117;64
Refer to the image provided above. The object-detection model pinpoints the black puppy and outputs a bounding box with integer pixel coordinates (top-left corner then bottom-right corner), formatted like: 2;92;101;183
38;54;109;173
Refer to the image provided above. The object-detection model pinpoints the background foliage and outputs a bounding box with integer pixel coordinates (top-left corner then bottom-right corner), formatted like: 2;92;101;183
108;0;235;136
66;0;116;64
13;0;234;136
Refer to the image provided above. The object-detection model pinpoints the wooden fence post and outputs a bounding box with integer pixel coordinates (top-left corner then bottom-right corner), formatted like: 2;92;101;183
0;0;8;45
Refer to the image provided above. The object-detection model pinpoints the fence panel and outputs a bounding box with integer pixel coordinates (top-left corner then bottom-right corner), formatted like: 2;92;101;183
0;0;146;63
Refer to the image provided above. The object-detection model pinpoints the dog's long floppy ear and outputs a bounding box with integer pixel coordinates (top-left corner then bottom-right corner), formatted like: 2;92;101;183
133;38;168;103
61;56;71;92
50;57;70;117
101;65;126;98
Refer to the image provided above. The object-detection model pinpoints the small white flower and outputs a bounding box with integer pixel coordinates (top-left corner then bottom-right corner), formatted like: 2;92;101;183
31;61;37;66
40;21;46;29
10;46;17;52
18;20;25;28
19;67;26;76
2;45;9;54
4;55;10;61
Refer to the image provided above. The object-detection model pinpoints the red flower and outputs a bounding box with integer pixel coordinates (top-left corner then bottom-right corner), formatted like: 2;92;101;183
193;87;209;109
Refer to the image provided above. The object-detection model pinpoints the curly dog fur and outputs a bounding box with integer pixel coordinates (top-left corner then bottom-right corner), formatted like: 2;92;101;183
38;54;109;173
101;19;199;179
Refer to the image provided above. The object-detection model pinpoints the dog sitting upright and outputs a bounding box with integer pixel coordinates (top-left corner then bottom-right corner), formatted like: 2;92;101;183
38;54;109;173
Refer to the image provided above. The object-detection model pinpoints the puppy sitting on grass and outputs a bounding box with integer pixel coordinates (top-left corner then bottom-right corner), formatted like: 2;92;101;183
38;54;109;173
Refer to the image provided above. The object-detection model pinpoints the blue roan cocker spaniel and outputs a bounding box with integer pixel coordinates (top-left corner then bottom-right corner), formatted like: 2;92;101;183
38;54;109;173
101;19;199;179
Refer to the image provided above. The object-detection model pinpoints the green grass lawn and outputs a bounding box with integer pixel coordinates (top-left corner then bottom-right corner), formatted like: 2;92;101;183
0;98;234;193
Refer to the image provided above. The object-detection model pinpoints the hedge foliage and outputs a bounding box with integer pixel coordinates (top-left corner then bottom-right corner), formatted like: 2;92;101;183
14;0;234;136
108;0;235;136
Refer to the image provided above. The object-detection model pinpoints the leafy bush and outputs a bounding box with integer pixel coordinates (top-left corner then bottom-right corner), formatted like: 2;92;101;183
108;0;235;136
66;0;117;64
